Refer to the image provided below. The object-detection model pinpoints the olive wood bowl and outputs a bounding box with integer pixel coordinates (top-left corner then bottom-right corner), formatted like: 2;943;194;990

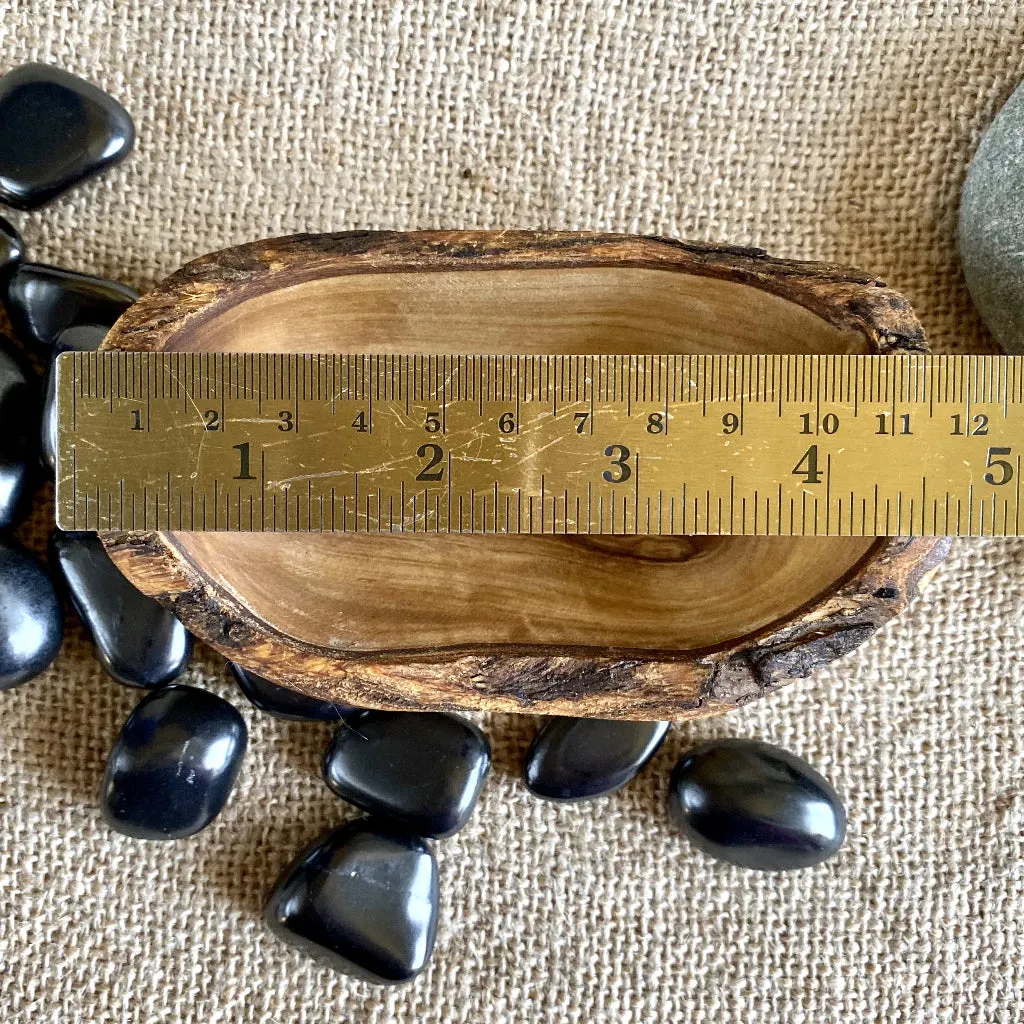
100;231;949;720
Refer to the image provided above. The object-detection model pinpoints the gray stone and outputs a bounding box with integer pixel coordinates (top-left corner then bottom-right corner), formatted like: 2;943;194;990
960;82;1024;354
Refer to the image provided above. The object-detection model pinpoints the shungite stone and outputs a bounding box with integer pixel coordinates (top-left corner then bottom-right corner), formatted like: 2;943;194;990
960;81;1024;354
0;341;36;529
265;819;439;984
0;63;135;210
523;717;669;801
4;263;137;350
41;323;108;471
0;214;23;279
230;661;362;722
100;684;247;840
668;738;847;871
322;711;490;838
0;538;62;690
50;530;192;688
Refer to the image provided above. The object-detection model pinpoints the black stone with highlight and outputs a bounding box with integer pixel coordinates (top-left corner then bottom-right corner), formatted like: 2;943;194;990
100;684;247;840
0;538;62;690
668;738;847;871
50;530;192;688
524;717;669;801
4;263;136;350
265;819;439;984
0;63;134;210
323;711;490;838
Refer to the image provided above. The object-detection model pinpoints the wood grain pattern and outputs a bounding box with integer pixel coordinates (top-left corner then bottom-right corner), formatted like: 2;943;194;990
99;231;949;720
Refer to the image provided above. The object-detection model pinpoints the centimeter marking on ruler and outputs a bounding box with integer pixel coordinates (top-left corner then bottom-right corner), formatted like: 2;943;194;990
55;351;1024;537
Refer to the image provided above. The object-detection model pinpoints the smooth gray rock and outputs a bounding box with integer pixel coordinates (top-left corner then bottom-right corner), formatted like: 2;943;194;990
960;81;1024;354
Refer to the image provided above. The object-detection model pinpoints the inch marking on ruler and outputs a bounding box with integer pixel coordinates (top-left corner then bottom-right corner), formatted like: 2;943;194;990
55;351;1024;537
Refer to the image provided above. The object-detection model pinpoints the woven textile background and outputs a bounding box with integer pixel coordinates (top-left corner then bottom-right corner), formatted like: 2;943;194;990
1;2;1022;1022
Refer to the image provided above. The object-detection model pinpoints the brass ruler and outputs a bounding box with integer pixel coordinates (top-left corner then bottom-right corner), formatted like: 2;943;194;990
55;351;1024;537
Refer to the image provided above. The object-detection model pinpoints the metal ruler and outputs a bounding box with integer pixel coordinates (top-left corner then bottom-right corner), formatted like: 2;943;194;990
55;351;1024;537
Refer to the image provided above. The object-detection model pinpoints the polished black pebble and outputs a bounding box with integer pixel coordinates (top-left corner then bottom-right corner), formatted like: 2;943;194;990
230;661;362;722
40;323;108;471
0;341;36;529
4;263;137;350
50;530;192;687
265;819;439;984
0;63;134;210
1;214;23;279
101;684;247;840
0;539;62;690
668;738;847;871
523;717;670;801
323;711;490;838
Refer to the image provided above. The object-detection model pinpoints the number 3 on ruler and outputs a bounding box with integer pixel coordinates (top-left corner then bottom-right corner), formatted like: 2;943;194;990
603;444;632;483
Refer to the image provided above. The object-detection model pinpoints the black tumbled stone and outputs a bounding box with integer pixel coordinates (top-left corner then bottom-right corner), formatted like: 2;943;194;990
0;340;36;529
523;717;669;801
668;738;847;871
4;263;137;350
323;711;490;838
0;538;62;690
0;63;134;210
230;661;362;722
265;819;439;984
0;214;23;279
100;684;247;840
41;323;108;471
50;530;192;688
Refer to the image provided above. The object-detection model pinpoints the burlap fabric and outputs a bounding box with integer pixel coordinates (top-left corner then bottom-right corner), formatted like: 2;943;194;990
1;3;1022;1021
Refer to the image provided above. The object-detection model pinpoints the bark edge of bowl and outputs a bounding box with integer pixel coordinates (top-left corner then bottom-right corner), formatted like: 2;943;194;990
99;231;950;721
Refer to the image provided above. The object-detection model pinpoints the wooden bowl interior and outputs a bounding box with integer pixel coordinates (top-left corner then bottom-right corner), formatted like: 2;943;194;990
162;266;880;658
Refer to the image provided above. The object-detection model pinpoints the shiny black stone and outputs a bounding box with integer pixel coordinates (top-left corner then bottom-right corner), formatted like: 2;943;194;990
0;538;62;690
101;683;247;840
0;214;23;279
0;340;36;529
40;324;108;471
668;738;847;871
4;263;137;350
50;530;192;688
523;717;669;801
323;711;490;838
265;819;438;984
0;64;134;210
230;661;362;722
